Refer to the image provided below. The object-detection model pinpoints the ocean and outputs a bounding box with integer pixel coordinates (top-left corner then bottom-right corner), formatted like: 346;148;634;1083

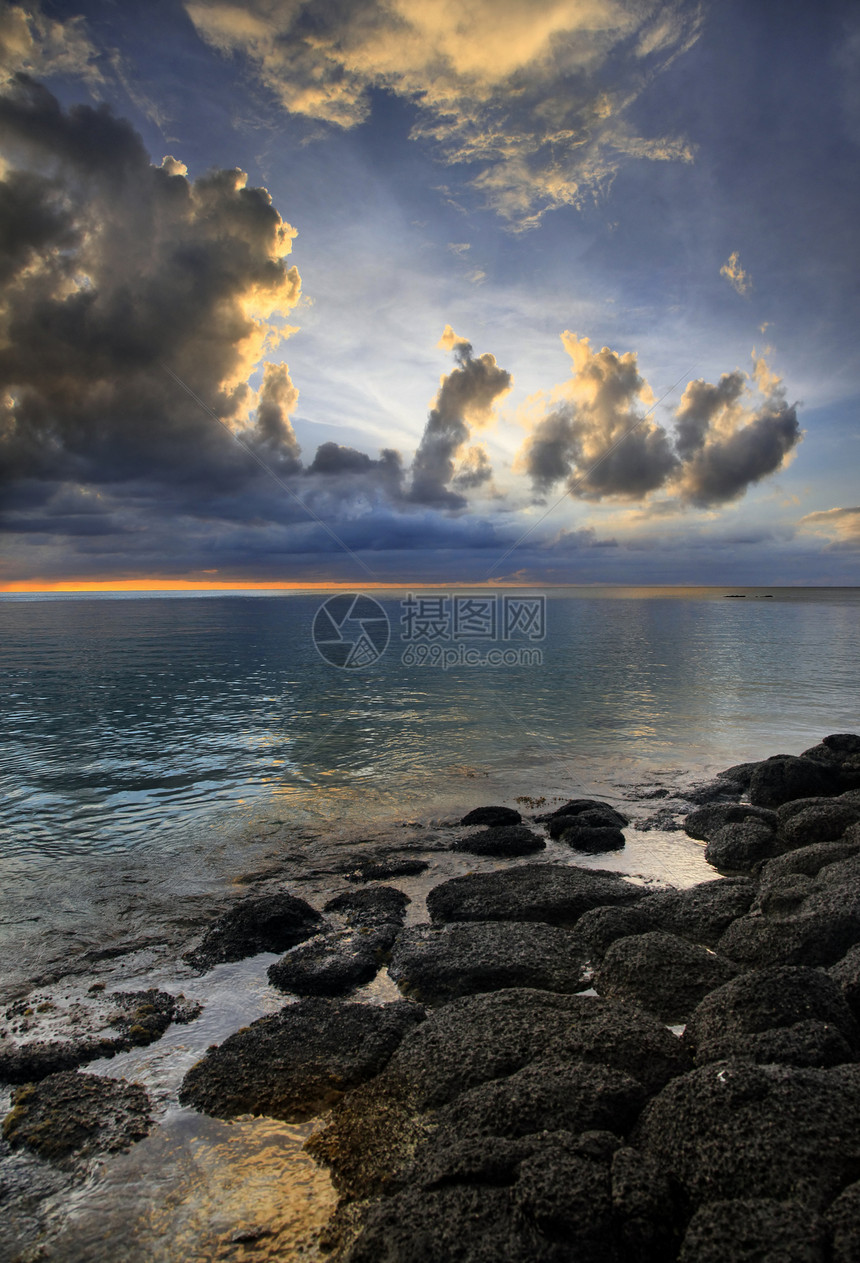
1;585;858;1259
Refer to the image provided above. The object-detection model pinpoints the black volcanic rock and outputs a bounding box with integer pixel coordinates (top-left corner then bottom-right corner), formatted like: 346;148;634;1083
594;931;739;1022
3;1071;152;1166
684;966;859;1068
558;824;627;853
644;877;755;946
267;928;393;996
184;891;325;969
777;797;860;847
453;825;545;857
678;1199;828;1263
324;885;410;929
388;921;589;1004
683;802;777;842
426;864;643;927
749;755;841;808
541;799;629;827
705;819;785;871
460;806;522;827
178;998;424;1121
636;1060;860;1210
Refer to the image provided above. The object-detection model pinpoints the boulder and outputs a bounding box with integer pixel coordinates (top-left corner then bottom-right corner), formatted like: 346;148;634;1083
594;931;739;1022
705;819;786;871
3;1071;152;1165
778;799;860;848
540;799;629;826
453;825;545;857
756;832;860;897
344;858;429;883
178;998;424;1121
547;808;627;837
684;966;859;1067
460;806;522;827
558;824;626;853
426;864;643;928
644;878;755;946
267;928;393;996
636;1060;860;1210
569;905;656;963
382;988;690;1105
749;756;841;808
184;891;325;969
801;733;860;792
324;885;410;928
684;802;777;842
679;1200;828;1263
388;921;589;1004
430;1059;646;1142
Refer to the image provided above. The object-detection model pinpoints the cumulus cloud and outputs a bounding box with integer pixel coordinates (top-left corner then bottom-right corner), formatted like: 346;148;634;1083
409;327;511;507
0;74;302;510
672;365;801;507
517;333;678;500
798;506;860;547
185;0;701;228
516;335;802;508
720;250;752;296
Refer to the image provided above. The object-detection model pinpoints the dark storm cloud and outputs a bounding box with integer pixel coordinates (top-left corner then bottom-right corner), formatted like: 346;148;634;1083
517;336;802;508
452;445;493;491
409;327;511;507
0;75;302;510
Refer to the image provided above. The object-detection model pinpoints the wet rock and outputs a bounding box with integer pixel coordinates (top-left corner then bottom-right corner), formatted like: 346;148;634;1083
826;1180;860;1263
679;1199;828;1263
335;1130;675;1263
3;1071;152;1165
716;760;762;790
801;733;860;792
540;799;629;827
267;928;393;996
756;833;860;896
344;858;429;883
453;825;545;857
178;998;424;1122
426;864;643;928
558;824;626;853
324;885;410;929
705;819;785;872
749;755;841;808
684;966;859;1067
644;877;756;946
383;989;690;1104
388;922;590;1004
778;798;860;848
683;779;745;805
0;989;201;1084
431;1059;646;1143
636;1060;860;1210
683;802;777;842
594;931;739;1022
184;891;325;970
460;806;522;827
635;806;685;832
828;945;860;1021
569;905;656;963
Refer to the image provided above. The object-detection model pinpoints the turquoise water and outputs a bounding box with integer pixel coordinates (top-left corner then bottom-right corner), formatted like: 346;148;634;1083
1;585;858;990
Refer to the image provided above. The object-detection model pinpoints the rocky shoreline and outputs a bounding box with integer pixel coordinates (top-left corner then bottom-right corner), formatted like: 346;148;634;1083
4;732;860;1260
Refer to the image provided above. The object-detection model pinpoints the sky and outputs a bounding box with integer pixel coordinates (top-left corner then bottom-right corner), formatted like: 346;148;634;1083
0;0;858;587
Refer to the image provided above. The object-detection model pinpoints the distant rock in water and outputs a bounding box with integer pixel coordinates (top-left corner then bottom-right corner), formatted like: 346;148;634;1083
460;806;522;827
453;825;545;857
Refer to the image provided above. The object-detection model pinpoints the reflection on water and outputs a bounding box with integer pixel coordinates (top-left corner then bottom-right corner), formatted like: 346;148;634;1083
31;1111;336;1263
